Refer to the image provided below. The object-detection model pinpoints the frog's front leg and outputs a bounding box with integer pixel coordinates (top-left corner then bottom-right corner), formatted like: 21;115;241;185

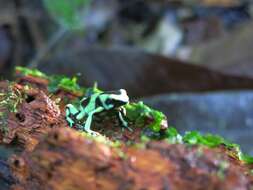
66;104;79;128
83;106;105;136
118;107;132;132
76;107;86;120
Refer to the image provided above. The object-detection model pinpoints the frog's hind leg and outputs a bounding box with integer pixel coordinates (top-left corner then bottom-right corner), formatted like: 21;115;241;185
83;107;104;136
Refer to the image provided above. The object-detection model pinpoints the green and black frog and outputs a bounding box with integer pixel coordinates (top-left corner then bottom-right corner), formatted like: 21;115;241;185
65;89;131;136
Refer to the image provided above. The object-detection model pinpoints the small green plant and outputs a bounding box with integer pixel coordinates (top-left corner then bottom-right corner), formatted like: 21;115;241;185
165;127;182;144
43;0;92;30
125;101;167;132
28;0;93;68
15;67;84;95
16;66;48;79
236;148;253;164
48;75;84;94
0;84;24;113
0;83;25;135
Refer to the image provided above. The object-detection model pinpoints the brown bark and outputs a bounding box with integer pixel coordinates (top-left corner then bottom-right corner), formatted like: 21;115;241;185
0;76;253;189
10;128;253;190
0;81;61;151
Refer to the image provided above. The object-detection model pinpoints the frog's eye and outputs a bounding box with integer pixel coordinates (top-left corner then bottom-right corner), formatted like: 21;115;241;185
109;97;129;108
104;90;122;95
105;98;113;106
110;89;129;103
105;98;124;107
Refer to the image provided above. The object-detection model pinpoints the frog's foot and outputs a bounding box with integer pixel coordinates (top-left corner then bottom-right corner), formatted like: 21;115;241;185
76;124;100;136
66;117;75;128
84;128;100;136
124;124;133;132
118;111;133;132
120;120;132;132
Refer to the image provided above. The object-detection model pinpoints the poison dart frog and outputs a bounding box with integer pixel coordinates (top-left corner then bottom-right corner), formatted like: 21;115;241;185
65;89;131;136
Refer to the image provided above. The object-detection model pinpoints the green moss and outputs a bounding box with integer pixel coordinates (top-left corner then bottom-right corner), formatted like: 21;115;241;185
0;84;24;113
0;83;25;135
48;75;84;94
163;127;253;164
44;0;91;29
236;149;253;165
15;67;85;95
15;66;48;79
182;131;235;148
148;110;165;132
125;101;166;132
164;127;182;144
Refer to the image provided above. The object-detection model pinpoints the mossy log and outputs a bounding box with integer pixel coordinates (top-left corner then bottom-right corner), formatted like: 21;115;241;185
10;128;253;190
0;73;252;190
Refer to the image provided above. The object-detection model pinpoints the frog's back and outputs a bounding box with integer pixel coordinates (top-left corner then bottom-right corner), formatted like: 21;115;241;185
83;93;101;113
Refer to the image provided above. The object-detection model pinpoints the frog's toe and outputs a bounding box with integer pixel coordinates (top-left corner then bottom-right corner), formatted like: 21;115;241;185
66;118;74;128
126;126;133;132
122;123;133;132
90;131;100;136
84;129;100;136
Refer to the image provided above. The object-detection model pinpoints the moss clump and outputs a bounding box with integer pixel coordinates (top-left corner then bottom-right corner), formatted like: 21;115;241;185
48;75;84;95
125;101;167;132
163;127;253;164
16;66;48;79
164;127;182;144
182;131;236;148
15;67;84;95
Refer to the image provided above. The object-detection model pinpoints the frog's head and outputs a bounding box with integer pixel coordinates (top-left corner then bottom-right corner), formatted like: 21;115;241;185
107;89;129;107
